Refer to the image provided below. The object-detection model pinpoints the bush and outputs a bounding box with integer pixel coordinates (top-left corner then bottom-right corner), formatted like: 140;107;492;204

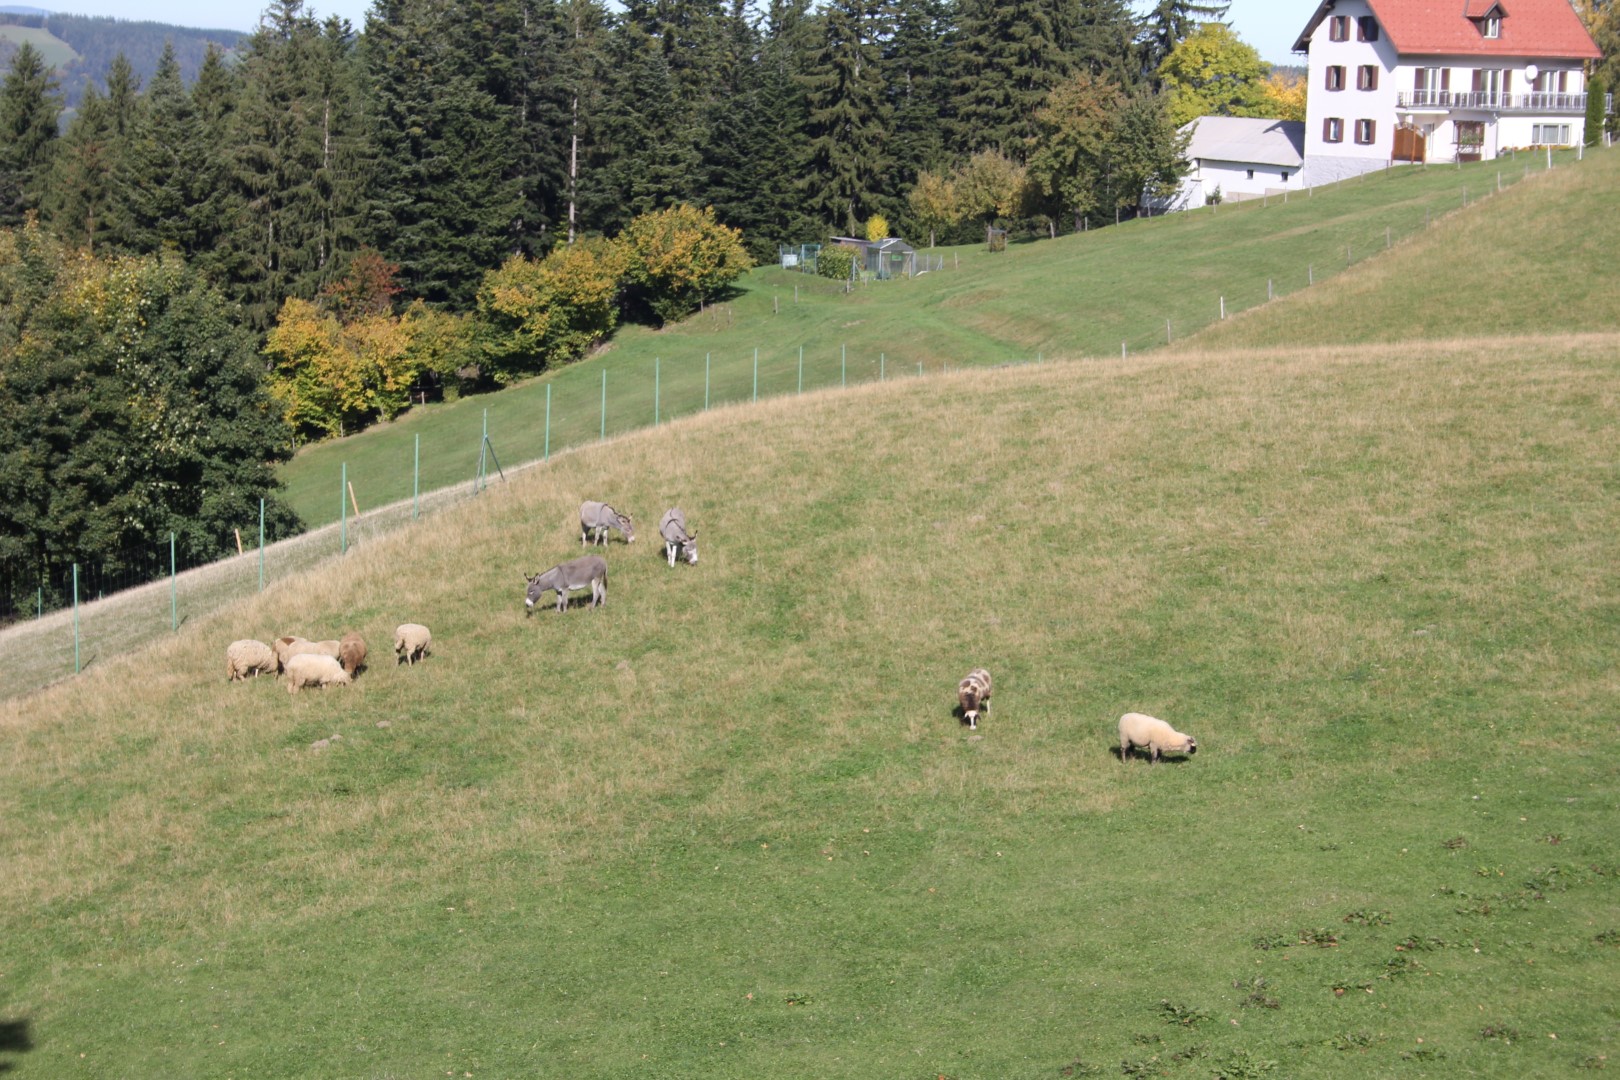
616;204;753;326
473;239;625;384
816;244;857;281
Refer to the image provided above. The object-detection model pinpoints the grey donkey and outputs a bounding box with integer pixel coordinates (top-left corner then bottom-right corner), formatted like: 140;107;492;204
524;554;608;614
580;501;635;546
658;507;698;567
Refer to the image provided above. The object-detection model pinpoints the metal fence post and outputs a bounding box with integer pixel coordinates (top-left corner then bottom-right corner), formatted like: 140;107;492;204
705;354;711;411
73;562;81;673
880;353;885;380
600;370;607;442
544;387;551;461
841;343;846;388
798;346;803;394
170;533;177;630
340;463;348;554
258;499;265;592
655;356;661;425
413;434;420;517
753;347;759;402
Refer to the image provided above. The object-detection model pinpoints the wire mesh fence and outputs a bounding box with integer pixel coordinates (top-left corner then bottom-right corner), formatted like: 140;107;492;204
0;145;1599;701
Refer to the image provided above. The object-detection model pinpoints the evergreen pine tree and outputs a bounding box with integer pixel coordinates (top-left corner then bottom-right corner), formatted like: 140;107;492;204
186;45;243;280
558;0;612;244
883;0;953;227
799;0;891;234
950;0;1073;157
111;43;193;254
42;83;116;251
362;0;526;307
0;43;64;227
1071;0;1143;89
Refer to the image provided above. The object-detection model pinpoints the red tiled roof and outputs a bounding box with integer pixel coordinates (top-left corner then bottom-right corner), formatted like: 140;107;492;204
1294;0;1601;58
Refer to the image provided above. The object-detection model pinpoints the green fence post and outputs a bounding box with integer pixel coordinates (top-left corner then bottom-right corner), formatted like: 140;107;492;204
918;362;923;376
753;347;759;402
705;354;711;410
37;586;41;620
600;370;607;442
798;346;804;394
170;532;177;630
544;385;551;461
480;408;489;492
655;357;661;426
258;498;265;592
880;353;885;380
73;562;80;673
841;344;846;388
413;434;420;518
341;462;348;554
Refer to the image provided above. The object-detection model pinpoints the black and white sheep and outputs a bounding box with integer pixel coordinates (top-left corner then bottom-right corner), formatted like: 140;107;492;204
958;668;992;729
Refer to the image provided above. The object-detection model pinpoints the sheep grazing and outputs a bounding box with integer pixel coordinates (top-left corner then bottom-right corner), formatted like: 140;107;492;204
338;631;367;676
284;653;353;694
393;623;432;665
958;668;993;729
1118;712;1198;763
225;639;277;681
272;635;309;672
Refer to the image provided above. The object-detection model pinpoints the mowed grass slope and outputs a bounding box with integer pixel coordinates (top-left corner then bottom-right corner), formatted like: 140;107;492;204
3;332;1617;1077
277;147;1606;531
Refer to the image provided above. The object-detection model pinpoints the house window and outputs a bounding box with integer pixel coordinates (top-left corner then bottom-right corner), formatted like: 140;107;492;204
1532;123;1571;145
1281;171;1291;181
1355;119;1376;144
1358;65;1379;90
1482;15;1500;37
1357;16;1380;41
1328;15;1349;41
1325;65;1346;91
1246;168;1255;179
1324;117;1344;143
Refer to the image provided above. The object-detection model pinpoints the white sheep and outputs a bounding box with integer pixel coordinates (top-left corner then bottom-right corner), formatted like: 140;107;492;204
393;623;432;665
284;653;353;694
225;639;276;681
1118;712;1198;763
272;635;309;672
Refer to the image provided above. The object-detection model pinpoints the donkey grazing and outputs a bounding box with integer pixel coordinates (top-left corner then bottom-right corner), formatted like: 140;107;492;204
580;501;635;547
957;668;993;730
658;507;698;567
524;554;608;614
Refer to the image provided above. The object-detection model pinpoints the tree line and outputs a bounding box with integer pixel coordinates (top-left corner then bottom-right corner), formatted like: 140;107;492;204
2;0;1303;614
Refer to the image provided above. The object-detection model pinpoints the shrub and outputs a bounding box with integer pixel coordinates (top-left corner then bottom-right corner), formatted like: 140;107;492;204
473;239;625;384
865;214;889;241
616;204;752;326
816;244;857;282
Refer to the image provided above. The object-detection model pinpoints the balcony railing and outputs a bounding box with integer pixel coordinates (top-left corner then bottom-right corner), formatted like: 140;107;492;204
1397;89;1601;112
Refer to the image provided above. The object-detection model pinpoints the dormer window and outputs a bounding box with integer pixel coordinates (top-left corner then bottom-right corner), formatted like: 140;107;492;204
1483;15;1501;36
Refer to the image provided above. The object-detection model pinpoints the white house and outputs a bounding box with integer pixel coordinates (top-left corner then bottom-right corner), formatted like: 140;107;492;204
1294;0;1603;182
1165;116;1306;209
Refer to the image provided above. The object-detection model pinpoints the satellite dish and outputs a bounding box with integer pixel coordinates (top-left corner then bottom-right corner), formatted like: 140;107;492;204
1524;63;1540;82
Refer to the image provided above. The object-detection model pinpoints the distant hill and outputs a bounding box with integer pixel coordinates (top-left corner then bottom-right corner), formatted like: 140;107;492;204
0;11;246;113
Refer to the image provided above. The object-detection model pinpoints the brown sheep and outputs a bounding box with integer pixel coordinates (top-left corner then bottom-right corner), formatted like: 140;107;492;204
338;632;367;676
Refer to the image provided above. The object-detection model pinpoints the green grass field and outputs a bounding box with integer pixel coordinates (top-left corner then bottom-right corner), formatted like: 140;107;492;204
277;146;1605;533
3;148;1618;1078
0;23;79;70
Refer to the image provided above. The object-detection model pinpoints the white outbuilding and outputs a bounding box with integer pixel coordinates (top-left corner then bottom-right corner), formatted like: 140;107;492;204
1162;116;1306;211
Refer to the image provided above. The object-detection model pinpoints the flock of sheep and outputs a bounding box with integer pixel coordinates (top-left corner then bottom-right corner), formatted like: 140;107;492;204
227;498;1197;759
226;623;432;693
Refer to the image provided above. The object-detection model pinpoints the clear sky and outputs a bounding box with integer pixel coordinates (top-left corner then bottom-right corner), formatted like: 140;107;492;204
29;0;1308;65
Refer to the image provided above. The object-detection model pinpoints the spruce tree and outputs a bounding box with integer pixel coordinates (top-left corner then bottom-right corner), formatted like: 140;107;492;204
799;0;891;234
42;84;115;251
883;0;954;227
362;0;526;307
111;43;193;254
950;0;1073;158
0;43;64;227
186;46;242;280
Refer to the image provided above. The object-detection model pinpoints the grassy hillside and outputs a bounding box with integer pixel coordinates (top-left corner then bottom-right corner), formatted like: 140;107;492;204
3;331;1616;1077
276;147;1600;532
1188;146;1620;349
0;21;78;68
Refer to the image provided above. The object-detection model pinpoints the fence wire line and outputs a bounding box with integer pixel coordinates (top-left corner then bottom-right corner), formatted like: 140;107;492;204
0;146;1591;699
